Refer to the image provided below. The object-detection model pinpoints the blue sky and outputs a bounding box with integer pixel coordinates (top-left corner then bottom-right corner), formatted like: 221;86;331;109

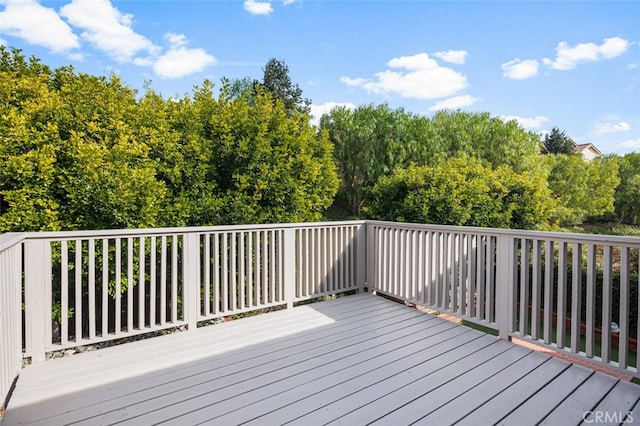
0;1;638;154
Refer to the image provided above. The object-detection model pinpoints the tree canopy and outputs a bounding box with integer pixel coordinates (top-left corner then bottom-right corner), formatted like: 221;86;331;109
542;127;575;155
261;58;311;116
0;47;337;232
0;47;633;232
545;154;619;225
614;153;640;224
319;106;545;216
369;158;554;229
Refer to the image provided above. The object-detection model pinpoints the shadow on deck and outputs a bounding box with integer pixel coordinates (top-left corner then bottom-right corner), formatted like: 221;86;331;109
5;293;640;425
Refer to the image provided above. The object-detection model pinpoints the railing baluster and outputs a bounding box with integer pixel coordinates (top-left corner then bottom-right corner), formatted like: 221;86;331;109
570;243;582;353
160;236;167;326
476;236;491;321
171;235;178;322
543;239;553;344
270;229;276;303
127;237;134;332
74;240;83;342
485;236;495;323
61;240;69;344
246;232;252;307
240;231;246;308
519;239;530;336
222;232;229;313
102;239;109;335
115;238;122;335
138;236;145;330
619;246;629;369
150;237;156;327
213;233;220;314
230;232;237;311
602;245;613;363
556;242;567;348
204;234;210;317
586;244;596;357
88;240;96;340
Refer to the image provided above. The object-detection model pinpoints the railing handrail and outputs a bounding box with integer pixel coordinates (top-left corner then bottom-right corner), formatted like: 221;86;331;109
7;220;640;246
0;232;25;252
15;220;367;241
366;220;640;246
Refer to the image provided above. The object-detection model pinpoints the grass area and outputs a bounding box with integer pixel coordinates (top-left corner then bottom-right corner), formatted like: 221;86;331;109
460;320;499;336
460;317;639;368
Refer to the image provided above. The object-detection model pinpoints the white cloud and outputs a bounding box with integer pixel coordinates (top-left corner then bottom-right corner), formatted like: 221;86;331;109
618;138;640;149
594;121;631;134
60;0;158;62
282;0;296;4
341;53;468;100
309;101;356;126
340;76;368;87
433;50;468;65
499;115;549;129
428;95;479;112
153;32;217;79
0;0;79;53
244;0;273;15
543;37;629;71
501;58;539;80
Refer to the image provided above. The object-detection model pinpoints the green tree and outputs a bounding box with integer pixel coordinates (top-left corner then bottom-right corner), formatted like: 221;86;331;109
542;127;575;155
261;58;311;116
165;80;338;225
546;154;619;225
0;48;62;231
319;104;422;215
428;110;543;172
615;153;640;224
227;76;258;100
53;70;168;229
320;107;545;217
369;157;554;229
0;47;168;231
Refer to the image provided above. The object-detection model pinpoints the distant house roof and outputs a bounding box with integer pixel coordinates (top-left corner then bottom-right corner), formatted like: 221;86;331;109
574;143;602;155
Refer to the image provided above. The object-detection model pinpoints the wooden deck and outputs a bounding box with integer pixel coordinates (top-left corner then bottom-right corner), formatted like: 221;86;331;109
4;293;640;425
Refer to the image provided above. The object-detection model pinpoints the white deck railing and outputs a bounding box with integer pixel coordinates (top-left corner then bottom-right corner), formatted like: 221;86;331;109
1;219;640;405
18;222;365;364
369;221;640;378
0;233;23;410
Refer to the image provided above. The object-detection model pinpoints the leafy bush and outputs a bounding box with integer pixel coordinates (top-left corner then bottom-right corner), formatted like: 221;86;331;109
368;157;554;229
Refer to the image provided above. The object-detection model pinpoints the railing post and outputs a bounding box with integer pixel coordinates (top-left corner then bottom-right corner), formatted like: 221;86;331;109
183;233;200;331
356;223;366;292
24;240;50;363
365;222;375;293
283;228;296;309
495;234;515;340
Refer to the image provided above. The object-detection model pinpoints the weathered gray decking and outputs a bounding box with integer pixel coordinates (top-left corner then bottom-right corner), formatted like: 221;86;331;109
5;293;640;425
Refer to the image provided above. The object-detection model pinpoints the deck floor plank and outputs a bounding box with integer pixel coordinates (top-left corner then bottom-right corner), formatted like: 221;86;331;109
540;372;618;425
4;292;640;426
582;380;640;424
79;306;437;424
499;364;595;425
414;350;551;425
